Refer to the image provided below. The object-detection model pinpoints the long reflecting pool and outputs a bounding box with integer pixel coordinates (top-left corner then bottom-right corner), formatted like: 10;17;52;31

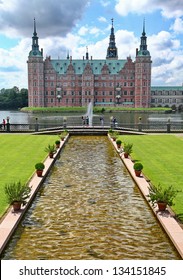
2;136;180;259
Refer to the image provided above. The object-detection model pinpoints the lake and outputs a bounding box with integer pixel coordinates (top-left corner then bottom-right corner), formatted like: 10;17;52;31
1;110;183;127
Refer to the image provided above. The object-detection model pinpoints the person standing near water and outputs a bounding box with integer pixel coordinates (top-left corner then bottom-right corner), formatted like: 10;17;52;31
2;119;6;130
82;116;85;126
86;116;89;126
100;116;104;127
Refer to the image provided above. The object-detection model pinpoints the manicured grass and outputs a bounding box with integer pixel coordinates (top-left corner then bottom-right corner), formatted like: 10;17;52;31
119;134;183;219
21;106;170;113
0;134;58;217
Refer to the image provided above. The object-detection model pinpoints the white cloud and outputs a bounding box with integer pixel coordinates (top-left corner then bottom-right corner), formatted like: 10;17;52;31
98;16;107;23
148;31;183;85
115;0;183;18
170;18;183;34
89;27;101;36
78;26;88;36
115;0;155;16
100;0;110;7
116;30;138;59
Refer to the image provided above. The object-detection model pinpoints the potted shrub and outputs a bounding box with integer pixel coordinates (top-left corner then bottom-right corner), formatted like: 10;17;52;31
55;140;60;149
108;129;113;136
123;142;133;158
35;162;45;177
116;139;122;149
133;162;143;177
147;184;179;211
45;144;56;158
59;129;68;141
108;129;119;141
4;181;31;211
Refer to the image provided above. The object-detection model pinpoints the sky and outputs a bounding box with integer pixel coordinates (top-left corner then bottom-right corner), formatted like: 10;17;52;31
0;0;183;89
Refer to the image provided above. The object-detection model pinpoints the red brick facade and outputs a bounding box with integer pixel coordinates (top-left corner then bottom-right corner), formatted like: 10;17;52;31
27;20;151;108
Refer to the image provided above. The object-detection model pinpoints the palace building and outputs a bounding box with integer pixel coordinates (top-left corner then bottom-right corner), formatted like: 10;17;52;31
27;19;183;109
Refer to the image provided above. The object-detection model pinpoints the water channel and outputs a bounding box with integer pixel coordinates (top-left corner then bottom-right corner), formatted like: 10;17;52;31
2;136;180;259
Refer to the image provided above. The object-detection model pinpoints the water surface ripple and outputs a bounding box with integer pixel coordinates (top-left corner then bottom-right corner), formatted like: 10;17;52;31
2;136;180;259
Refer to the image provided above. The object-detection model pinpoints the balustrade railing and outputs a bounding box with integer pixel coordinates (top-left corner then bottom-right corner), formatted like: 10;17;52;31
1;121;183;133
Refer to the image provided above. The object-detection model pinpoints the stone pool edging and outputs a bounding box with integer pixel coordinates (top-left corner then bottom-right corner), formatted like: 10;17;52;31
108;135;183;259
0;135;69;256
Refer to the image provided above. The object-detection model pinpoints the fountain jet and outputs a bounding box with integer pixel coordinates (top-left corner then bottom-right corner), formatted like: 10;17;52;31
86;101;93;126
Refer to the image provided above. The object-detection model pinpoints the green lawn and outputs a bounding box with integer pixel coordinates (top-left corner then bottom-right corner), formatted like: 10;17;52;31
119;134;183;219
0;134;58;217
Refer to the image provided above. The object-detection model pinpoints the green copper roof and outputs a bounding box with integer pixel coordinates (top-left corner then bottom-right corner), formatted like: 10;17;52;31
137;50;150;56
51;59;127;75
29;50;42;57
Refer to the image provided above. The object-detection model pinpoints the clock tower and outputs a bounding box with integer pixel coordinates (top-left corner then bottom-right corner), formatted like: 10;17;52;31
106;18;118;60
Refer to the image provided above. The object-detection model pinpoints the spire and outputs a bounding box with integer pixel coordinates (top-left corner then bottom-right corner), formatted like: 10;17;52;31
86;46;89;60
137;19;150;57
142;18;146;36
106;18;118;59
29;18;42;57
33;17;37;36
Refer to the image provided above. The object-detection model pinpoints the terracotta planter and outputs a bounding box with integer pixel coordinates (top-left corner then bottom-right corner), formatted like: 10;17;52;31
134;170;142;177
36;170;43;177
56;144;60;149
12;201;22;211
157;202;167;211
117;144;121;149
49;152;54;158
124;152;129;158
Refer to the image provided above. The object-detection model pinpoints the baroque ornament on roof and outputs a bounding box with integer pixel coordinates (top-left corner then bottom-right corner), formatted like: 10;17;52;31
27;18;183;109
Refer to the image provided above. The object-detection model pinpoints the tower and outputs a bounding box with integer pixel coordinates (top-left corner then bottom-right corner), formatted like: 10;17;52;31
135;20;152;107
106;18;118;59
27;18;44;107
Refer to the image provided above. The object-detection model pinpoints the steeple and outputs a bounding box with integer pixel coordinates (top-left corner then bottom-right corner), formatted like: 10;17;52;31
137;19;150;56
33;17;37;36
29;18;42;57
106;18;118;59
86;46;89;60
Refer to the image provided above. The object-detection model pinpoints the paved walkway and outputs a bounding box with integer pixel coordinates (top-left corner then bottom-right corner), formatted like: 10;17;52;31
0;134;183;259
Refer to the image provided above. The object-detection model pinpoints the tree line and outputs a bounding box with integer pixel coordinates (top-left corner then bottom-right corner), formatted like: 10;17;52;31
0;87;28;109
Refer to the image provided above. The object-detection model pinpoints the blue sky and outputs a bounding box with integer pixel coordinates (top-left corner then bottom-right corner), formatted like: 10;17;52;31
0;0;183;89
